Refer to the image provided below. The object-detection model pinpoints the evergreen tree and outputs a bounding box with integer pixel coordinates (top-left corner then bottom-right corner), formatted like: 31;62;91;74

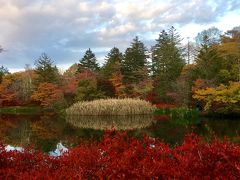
101;47;123;78
122;36;149;83
78;48;99;73
34;53;60;85
194;44;222;81
152;27;185;98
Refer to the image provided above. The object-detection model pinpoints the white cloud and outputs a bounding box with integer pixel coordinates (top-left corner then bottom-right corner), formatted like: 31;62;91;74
0;0;239;70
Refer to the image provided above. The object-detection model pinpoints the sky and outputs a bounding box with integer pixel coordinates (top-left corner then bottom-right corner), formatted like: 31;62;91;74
0;0;240;72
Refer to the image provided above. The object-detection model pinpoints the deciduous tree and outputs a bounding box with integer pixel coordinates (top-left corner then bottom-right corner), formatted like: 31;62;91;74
195;27;222;46
31;82;64;108
75;70;105;101
193;81;240;114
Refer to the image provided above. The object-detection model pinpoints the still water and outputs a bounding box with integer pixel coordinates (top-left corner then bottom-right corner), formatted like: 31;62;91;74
0;113;239;152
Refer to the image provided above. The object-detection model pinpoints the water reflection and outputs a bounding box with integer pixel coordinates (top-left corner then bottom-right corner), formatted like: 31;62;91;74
66;115;155;130
0;113;239;152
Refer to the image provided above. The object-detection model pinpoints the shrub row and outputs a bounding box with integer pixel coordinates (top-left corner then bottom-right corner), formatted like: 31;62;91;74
0;132;240;179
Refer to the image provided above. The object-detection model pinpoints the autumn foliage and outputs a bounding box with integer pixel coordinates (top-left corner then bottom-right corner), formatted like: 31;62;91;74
193;81;240;113
31;83;63;107
0;132;240;179
0;76;17;106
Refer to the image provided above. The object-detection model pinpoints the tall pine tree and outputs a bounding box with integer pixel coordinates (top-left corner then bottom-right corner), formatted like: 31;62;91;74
78;48;99;73
34;53;60;85
101;47;123;79
152;26;185;97
122;36;149;84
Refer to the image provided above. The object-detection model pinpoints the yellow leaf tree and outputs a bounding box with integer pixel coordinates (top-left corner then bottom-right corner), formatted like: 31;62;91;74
193;82;240;114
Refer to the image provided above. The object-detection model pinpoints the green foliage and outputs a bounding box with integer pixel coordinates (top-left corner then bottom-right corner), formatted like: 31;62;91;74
132;80;153;99
152;26;185;99
216;31;240;83
155;108;199;124
194;45;222;81
75;77;105;102
34;53;60;85
193;27;240;86
0;106;41;114
77;48;99;73
122;36;149;83
174;64;197;106
101;47;123;79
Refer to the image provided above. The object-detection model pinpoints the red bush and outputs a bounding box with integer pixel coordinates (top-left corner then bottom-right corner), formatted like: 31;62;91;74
0;132;240;179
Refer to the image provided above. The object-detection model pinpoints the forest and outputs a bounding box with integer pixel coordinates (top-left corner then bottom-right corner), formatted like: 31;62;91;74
0;26;239;116
0;26;240;179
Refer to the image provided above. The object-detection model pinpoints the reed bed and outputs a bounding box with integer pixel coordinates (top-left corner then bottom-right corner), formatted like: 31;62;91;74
66;98;156;116
66;115;154;130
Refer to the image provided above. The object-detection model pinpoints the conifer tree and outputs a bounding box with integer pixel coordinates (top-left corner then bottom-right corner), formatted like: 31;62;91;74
152;27;185;97
194;44;222;81
78;48;99;73
34;53;60;85
101;47;123;79
122;36;149;83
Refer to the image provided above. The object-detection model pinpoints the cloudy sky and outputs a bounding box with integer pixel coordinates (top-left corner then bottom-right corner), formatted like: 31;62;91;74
0;0;240;72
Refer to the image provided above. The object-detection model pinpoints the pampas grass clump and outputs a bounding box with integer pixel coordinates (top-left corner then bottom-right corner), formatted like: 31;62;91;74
66;115;154;130
66;98;155;116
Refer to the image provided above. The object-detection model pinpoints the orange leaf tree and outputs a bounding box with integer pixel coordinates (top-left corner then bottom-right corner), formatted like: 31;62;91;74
0;74;18;106
31;83;64;108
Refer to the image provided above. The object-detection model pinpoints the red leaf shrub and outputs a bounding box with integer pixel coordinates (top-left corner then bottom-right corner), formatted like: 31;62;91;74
0;132;240;179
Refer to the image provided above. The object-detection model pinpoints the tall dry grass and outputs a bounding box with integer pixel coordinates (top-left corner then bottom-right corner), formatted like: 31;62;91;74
66;98;155;116
66;115;154;130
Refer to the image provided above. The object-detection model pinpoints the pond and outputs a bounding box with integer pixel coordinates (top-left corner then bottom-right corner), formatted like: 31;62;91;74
0;112;239;152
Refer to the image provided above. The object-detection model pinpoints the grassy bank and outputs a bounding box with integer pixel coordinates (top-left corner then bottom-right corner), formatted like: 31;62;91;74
0;106;41;115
